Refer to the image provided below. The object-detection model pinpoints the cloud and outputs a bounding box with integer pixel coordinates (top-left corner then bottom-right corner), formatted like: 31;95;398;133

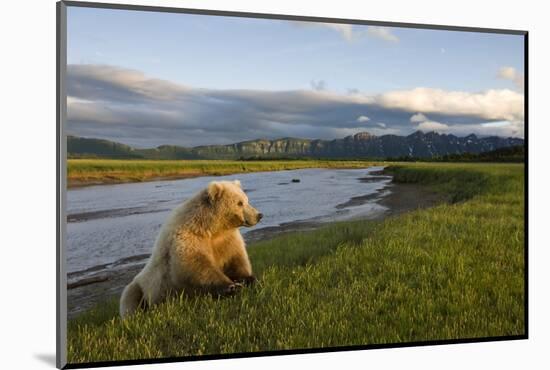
291;21;354;41
291;22;398;43
417;120;449;131
321;23;354;41
411;113;450;132
410;113;428;123
67;64;190;101
419;120;523;138
367;26;399;43
310;79;327;91
498;66;524;92
374;87;524;122
412;112;523;138
498;66;516;80
66;64;525;147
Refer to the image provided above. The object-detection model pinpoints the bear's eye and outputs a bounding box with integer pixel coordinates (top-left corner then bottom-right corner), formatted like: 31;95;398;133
237;201;243;207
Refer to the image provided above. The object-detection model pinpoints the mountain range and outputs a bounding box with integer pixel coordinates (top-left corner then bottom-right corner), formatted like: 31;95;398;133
67;131;524;160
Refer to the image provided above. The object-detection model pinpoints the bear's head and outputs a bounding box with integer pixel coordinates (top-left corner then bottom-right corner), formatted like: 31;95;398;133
205;180;263;228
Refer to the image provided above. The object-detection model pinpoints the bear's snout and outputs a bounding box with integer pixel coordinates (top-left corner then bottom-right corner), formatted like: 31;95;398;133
242;205;262;227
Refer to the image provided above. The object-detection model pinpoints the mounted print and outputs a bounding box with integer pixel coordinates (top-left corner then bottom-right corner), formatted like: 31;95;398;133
56;1;527;368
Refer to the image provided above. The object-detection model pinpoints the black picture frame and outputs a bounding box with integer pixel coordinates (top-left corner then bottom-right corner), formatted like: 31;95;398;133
56;1;528;368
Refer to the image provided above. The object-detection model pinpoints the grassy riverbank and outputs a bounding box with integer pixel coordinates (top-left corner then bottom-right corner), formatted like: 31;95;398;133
67;159;380;187
67;163;525;364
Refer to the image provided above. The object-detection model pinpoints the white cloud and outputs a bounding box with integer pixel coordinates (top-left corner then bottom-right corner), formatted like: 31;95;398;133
410;113;428;123
415;119;523;138
498;66;524;92
368;127;402;136
498;66;517;80
67;96;94;105
367;26;399;43
356;115;370;123
481;120;511;128
322;23;354;41
374;87;524;122
377;122;387;128
417;120;449;131
292;21;354;41
290;22;398;43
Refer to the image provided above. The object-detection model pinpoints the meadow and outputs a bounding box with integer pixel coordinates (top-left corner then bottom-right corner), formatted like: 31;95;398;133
67;159;380;187
67;163;525;364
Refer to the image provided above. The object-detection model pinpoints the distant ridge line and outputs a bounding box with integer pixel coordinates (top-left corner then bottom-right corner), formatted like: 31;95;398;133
67;131;524;160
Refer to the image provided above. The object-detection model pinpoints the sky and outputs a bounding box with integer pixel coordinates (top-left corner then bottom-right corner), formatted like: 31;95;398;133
66;6;525;147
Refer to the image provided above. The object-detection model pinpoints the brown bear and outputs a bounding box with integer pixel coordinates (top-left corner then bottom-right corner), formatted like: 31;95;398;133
120;180;262;318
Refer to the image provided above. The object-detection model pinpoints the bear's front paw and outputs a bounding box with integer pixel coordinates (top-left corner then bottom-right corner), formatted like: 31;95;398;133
219;282;243;297
236;275;257;286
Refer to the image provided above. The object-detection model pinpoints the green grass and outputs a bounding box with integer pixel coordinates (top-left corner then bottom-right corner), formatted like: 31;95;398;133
67;159;380;186
67;163;525;364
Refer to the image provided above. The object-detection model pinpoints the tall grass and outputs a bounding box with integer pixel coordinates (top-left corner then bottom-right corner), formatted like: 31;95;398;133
67;163;525;364
67;159;380;186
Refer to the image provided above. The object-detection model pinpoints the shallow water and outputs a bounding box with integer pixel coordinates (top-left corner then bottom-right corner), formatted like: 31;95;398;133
67;166;391;283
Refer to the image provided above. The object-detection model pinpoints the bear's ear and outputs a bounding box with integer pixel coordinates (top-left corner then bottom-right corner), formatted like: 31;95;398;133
206;181;224;203
233;180;241;188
